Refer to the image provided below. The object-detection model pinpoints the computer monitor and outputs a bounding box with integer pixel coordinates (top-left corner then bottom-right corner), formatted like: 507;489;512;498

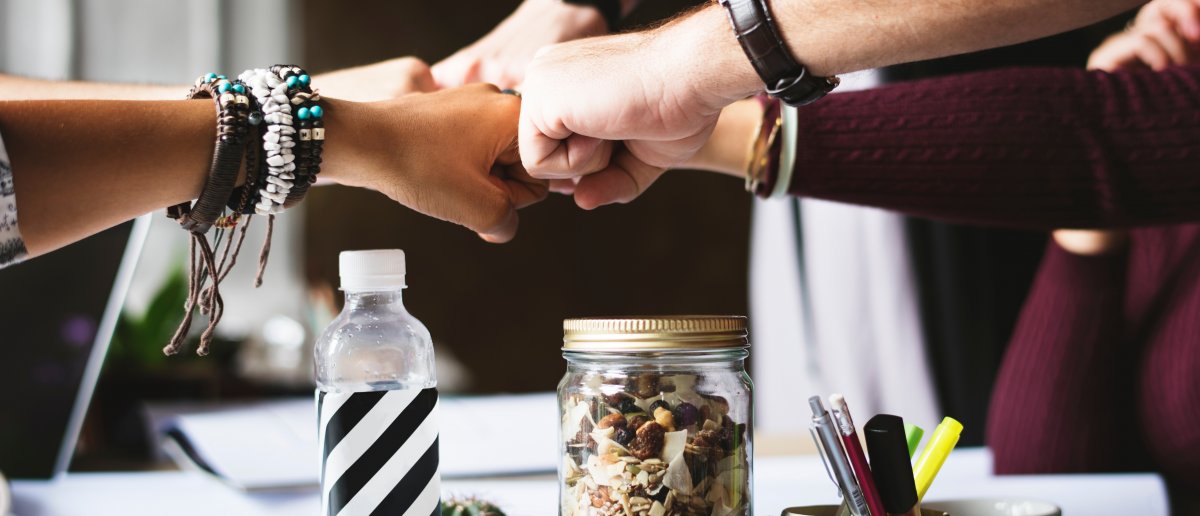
0;215;150;478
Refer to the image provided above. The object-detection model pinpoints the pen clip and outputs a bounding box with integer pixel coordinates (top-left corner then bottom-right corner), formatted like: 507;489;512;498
810;425;843;497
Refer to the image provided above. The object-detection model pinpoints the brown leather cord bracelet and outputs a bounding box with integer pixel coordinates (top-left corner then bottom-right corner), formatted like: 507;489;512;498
164;74;252;357
169;77;251;234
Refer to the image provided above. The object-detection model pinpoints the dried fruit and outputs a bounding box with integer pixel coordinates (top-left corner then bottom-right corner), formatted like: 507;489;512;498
572;417;594;445
613;426;634;446
705;395;730;416
693;428;727;464
719;416;741;451
648;399;671;413
598;413;628;430
672;402;699;428
653;407;676;431
634;376;659;398
630;421;666;460
561;374;749;515
628;414;649;431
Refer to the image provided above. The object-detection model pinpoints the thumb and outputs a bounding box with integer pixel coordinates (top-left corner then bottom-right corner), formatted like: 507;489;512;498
572;145;666;210
519;105;613;178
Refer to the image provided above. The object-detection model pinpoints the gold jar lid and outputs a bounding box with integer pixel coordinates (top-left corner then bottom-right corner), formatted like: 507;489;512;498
563;315;748;351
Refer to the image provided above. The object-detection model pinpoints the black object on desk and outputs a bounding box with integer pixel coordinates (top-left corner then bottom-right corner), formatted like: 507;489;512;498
865;414;920;516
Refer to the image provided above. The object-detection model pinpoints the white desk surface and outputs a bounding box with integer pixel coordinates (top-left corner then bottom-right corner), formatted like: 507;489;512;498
10;448;1167;515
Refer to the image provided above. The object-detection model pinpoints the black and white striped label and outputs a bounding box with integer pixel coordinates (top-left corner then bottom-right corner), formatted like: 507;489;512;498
317;387;440;516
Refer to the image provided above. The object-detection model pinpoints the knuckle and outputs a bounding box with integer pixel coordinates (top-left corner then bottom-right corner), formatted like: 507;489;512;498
481;200;512;230
472;82;501;95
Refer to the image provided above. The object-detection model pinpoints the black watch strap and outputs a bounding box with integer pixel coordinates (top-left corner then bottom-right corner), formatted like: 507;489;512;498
564;0;622;32
719;0;839;106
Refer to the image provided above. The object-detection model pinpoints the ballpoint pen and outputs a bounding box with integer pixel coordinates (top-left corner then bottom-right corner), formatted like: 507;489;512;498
904;423;924;459
829;394;886;516
810;396;872;516
913;416;962;501
865;414;921;516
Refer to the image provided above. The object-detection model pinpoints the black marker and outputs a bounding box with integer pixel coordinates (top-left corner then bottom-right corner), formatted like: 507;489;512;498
864;414;920;516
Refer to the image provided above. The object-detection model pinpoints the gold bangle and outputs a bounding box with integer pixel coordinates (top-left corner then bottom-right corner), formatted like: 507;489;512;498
746;98;783;193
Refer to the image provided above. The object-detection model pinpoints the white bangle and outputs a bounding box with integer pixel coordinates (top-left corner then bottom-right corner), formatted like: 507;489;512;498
770;104;798;199
238;68;296;215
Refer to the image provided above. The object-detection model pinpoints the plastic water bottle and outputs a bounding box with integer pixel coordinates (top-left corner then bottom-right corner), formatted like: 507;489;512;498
315;249;440;515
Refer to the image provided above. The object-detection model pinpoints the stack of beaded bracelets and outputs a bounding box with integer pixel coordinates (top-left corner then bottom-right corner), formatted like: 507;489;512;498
163;66;325;356
237;65;325;215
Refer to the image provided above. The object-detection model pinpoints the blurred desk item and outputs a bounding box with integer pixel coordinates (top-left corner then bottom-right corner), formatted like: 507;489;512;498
157;392;559;489
10;448;1167;515
1;469;9;516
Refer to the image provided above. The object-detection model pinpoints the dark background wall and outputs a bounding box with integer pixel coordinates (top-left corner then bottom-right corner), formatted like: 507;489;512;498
300;0;751;394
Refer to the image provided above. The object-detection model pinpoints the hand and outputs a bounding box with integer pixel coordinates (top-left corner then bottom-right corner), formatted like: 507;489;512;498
316;57;437;102
334;84;547;242
432;0;608;90
1088;0;1200;71
519;6;760;209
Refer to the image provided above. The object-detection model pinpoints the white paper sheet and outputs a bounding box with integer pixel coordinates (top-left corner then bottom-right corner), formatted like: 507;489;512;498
163;392;559;490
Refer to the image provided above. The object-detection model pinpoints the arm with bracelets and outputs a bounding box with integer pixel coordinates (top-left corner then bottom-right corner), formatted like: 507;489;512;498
0;67;545;355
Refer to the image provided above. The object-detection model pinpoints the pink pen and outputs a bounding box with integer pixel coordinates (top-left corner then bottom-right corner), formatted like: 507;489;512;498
830;394;887;516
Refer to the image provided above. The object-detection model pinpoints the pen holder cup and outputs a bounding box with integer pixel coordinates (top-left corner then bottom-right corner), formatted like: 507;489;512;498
782;507;949;516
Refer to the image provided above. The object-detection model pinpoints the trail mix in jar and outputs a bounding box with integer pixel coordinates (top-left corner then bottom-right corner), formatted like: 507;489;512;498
560;373;749;516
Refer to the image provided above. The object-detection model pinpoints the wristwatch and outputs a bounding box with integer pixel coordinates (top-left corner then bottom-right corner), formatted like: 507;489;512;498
719;0;839;106
564;0;622;32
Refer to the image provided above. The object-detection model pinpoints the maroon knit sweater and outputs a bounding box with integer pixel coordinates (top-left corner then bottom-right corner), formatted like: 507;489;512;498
789;65;1200;230
786;65;1200;489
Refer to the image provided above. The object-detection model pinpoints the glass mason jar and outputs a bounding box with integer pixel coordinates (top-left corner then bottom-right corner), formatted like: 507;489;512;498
558;316;753;516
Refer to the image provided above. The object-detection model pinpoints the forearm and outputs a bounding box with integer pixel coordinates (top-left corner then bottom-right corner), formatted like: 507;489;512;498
683;98;762;177
786;65;1200;229
0;98;369;256
0;74;180;100
668;1;1143;104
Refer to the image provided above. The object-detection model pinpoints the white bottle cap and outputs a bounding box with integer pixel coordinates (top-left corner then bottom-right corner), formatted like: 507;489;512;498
339;249;406;290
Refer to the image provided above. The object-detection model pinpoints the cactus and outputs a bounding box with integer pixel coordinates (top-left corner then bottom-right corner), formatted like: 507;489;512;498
441;497;506;516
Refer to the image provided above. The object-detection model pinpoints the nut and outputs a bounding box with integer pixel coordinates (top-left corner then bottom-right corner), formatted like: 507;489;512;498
591;486;611;508
630;421;666;460
653;407;675;431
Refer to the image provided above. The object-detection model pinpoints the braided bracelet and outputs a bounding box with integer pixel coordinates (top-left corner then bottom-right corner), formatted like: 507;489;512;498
269;65;324;209
164;72;253;357
168;73;251;233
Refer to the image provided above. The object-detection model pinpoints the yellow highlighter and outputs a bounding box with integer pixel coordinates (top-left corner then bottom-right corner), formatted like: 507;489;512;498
913;416;963;501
